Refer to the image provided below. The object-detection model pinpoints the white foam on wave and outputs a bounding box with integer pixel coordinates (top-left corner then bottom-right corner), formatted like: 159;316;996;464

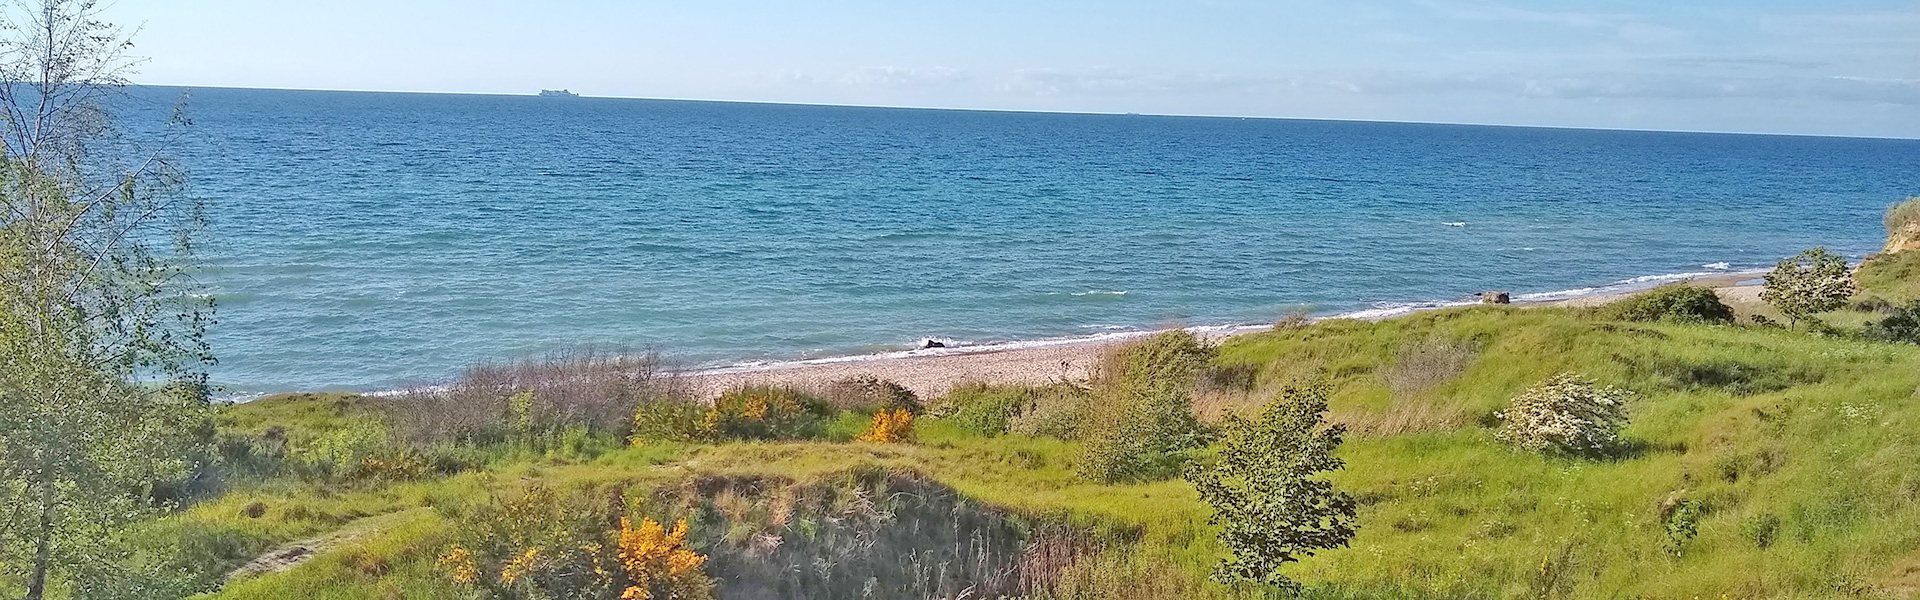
1512;287;1600;302
1513;267;1766;302
1069;290;1129;296
1703;262;1731;270
1329;300;1479;321
1442;222;1466;227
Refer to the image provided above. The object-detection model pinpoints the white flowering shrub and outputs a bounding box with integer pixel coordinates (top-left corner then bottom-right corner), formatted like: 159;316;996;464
1496;373;1632;458
1760;247;1855;328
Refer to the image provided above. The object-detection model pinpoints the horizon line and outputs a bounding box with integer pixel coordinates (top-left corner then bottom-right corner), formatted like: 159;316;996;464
132;82;1920;142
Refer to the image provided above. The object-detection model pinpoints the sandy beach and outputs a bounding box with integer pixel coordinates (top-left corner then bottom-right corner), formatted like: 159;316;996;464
690;273;1764;399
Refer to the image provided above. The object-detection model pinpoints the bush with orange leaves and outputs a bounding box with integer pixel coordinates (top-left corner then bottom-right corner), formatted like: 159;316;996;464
438;483;714;599
854;409;914;443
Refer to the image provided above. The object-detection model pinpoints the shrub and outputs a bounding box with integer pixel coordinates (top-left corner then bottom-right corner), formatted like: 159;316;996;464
1851;296;1899;314
932;383;1036;437
441;484;715;599
820;375;922;414
614;517;715;600
1864;300;1920;344
1741;513;1782;549
1662;499;1706;556
1077;393;1210;483
701;386;830;441
1184;382;1356;591
293;418;405;481
1603;284;1735;324
351;451;429;481
1099;330;1216;397
1760;247;1856;327
854;409;914;443
631;398;709;444
632;385;830;443
388;349;687;447
1496;373;1633;459
1007;385;1098;438
1077;331;1216;483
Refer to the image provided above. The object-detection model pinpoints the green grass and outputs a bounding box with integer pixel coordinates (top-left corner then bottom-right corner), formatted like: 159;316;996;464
215;393;382;444
1859;251;1920;304
120;304;1920;599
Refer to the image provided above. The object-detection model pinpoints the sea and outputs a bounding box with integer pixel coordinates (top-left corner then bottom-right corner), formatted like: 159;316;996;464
112;86;1920;397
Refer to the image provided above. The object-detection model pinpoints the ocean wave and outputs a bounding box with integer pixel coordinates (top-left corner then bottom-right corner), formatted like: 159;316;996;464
1329;300;1478;320
1069;290;1129;296
1512;268;1766;302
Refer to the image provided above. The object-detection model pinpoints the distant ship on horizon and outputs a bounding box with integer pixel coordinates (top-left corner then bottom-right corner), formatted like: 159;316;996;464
538;89;580;98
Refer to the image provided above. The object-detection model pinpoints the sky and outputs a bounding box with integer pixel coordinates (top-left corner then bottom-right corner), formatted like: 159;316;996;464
116;0;1920;138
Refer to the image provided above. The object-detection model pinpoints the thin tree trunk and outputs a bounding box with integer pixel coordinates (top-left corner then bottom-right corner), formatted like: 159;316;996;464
23;477;55;600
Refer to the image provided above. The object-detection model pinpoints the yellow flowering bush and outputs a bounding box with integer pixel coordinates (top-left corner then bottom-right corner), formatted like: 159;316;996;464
632;385;830;443
438;546;478;585
499;546;542;585
616;517;714;600
442;483;715;599
854;409;914;443
352;451;427;481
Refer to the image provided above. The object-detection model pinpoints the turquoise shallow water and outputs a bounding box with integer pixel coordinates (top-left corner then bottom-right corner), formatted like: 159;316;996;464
121;87;1920;395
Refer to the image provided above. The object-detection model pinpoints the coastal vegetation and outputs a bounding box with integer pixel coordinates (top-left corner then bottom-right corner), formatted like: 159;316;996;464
1597;284;1735;325
1761;247;1856;327
0;1;213;598
1856;197;1920;303
5;194;1914;598
1184;382;1356;592
4;3;1920;597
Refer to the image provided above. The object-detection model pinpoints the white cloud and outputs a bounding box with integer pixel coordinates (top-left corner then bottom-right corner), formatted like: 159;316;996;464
1333;71;1920;105
839;66;972;90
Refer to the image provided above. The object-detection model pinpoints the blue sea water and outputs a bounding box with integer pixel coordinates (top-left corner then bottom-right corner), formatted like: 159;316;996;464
119;86;1920;395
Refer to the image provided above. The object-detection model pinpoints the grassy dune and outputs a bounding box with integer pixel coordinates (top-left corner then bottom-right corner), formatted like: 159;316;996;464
139;299;1920;600
98;199;1920;599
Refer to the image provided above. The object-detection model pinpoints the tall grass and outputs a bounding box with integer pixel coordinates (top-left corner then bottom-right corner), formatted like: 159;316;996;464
384;348;689;447
1885;195;1920;236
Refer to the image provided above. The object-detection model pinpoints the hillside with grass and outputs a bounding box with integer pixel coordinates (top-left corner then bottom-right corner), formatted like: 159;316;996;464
20;201;1920;600
1857;197;1920;304
146;303;1920;600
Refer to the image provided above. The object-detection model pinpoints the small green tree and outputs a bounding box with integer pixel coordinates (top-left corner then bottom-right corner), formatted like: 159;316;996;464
1184;382;1356;592
0;1;210;597
1760;247;1855;327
